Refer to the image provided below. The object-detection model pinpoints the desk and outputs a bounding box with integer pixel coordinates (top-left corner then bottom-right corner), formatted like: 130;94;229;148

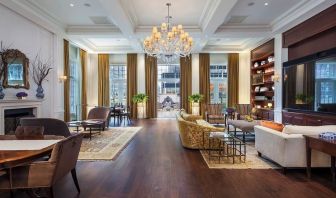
0;136;61;170
304;135;336;182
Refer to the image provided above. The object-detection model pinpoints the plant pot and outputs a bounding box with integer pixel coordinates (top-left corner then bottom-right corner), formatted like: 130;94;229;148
191;102;200;115
137;102;147;119
295;99;306;104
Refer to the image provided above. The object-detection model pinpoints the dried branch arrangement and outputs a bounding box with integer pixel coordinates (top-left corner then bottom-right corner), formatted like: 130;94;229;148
0;41;10;80
31;54;52;86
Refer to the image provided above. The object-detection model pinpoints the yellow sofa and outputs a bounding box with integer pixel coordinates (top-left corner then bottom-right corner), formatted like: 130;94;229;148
176;112;224;149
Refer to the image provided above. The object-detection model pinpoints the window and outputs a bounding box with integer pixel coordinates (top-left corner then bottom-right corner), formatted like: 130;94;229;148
157;64;180;118
109;64;127;106
210;64;228;106
315;61;336;105
69;45;81;121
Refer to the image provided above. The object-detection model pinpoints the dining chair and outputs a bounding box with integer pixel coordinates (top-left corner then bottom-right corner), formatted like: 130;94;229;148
0;133;84;198
121;106;132;125
20;118;71;137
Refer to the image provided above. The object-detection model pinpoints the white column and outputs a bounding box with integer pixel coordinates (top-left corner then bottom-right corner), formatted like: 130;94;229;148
137;53;146;94
192;53;199;94
238;52;251;104
274;34;288;123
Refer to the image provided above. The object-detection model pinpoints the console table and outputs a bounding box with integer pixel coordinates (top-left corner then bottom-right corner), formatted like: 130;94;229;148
304;135;336;182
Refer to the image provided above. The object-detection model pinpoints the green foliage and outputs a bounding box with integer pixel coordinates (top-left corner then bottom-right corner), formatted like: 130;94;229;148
132;93;148;103
188;94;204;103
295;94;314;104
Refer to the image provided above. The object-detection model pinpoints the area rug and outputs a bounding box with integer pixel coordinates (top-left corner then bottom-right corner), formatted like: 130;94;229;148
78;127;142;160
200;144;280;169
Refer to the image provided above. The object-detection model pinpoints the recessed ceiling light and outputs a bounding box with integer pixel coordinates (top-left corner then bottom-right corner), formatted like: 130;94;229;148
264;2;269;6
84;3;91;7
70;3;74;7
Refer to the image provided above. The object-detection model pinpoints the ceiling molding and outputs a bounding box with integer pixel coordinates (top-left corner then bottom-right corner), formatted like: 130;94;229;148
119;0;138;27
216;24;272;33
198;0;221;31
66;25;122;36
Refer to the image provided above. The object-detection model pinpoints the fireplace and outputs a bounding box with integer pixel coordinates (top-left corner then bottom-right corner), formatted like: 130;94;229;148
0;99;42;134
4;108;35;134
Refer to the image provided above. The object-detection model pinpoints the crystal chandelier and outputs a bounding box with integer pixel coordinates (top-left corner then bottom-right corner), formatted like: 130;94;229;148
143;3;193;63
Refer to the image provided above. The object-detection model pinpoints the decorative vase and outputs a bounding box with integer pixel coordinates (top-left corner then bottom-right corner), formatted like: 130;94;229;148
0;82;4;99
36;85;44;99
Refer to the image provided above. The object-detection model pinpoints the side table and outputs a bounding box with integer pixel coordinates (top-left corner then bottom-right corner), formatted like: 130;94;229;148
304;135;336;182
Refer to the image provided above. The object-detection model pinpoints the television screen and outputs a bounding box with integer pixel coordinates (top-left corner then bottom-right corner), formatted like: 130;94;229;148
283;56;336;114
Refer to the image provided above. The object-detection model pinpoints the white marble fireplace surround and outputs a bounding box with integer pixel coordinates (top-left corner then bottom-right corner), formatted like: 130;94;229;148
0;99;43;135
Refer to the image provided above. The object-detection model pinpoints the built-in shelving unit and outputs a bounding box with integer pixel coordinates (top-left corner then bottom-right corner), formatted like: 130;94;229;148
250;39;275;110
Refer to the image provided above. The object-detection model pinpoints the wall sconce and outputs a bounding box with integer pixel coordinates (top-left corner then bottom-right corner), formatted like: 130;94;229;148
59;75;67;83
272;74;280;82
267;103;273;109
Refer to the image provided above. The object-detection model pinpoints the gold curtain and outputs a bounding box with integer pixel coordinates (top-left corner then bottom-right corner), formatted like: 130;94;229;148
227;53;239;107
80;49;88;120
180;56;192;113
127;54;138;119
98;54;110;107
199;53;210;117
63;39;70;122
145;54;157;118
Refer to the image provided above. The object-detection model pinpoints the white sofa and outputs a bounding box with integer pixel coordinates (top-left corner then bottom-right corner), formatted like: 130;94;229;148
254;125;336;168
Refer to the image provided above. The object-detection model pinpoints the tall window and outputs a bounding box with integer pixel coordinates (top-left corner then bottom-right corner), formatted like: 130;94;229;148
315;60;336;105
210;64;228;106
109;64;127;106
157;64;180;118
69;45;81;121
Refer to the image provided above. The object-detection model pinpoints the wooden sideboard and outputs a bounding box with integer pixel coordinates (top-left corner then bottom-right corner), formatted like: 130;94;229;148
282;111;336;126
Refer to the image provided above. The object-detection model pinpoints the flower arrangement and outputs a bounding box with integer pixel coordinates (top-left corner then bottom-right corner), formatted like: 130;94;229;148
16;92;28;99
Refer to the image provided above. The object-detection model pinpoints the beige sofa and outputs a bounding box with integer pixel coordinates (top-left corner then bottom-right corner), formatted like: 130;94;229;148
176;112;224;149
255;125;336;169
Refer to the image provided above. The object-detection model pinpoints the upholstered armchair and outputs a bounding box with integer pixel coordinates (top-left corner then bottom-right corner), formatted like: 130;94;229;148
205;104;225;124
176;114;224;149
20;118;71;137
235;104;252;120
0;133;84;198
86;107;111;130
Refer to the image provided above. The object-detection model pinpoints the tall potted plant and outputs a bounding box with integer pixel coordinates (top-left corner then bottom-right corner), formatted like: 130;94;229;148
31;55;52;99
188;94;204;115
132;93;148;119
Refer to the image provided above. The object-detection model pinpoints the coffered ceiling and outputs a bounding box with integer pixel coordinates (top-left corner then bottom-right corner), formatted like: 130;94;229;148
3;0;335;53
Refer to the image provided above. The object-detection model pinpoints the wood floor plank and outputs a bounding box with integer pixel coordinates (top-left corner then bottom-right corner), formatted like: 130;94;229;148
1;119;335;198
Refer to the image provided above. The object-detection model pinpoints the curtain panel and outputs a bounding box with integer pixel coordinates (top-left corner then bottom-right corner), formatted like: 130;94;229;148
227;53;239;107
63;39;70;122
180;56;192;113
145;54;157;118
199;53;210;117
80;49;88;120
127;54;138;119
98;54;110;107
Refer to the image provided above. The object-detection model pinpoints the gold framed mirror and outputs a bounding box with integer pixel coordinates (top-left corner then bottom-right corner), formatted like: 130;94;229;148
2;49;30;89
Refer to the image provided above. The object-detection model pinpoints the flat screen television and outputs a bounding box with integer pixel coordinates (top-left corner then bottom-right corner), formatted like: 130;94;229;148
283;47;336;114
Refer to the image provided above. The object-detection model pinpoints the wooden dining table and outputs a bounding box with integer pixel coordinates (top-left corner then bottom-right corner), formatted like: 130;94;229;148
0;135;63;170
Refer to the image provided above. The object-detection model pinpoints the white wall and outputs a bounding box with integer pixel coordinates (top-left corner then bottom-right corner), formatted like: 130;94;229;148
238;52;251;104
0;4;64;118
137;53;146;94
87;54;98;108
191;53;199;94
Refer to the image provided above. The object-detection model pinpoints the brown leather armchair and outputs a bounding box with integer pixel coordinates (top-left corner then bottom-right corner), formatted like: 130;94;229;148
20;118;71;137
86;107;111;130
235;104;252;120
0;133;84;198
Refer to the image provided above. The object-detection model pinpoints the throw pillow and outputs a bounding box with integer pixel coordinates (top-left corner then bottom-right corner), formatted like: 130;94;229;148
260;120;284;132
282;125;336;136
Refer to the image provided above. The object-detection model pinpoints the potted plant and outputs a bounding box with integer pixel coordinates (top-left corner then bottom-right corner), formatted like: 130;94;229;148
31;54;52;99
16;92;28;99
132;93;148;119
295;94;314;104
188;94;204;115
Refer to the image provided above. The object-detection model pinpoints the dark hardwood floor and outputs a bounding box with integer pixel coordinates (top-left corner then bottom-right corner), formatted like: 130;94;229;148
2;119;336;198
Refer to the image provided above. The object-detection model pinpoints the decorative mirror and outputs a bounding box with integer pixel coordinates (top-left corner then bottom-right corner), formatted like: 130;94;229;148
2;49;30;89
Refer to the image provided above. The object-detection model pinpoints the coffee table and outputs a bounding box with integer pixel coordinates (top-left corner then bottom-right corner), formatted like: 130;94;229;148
227;120;260;143
68;120;104;140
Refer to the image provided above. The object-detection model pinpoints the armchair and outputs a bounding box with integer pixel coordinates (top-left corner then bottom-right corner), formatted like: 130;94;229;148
205;104;225;124
0;133;84;197
86;107;111;130
235;104;252;120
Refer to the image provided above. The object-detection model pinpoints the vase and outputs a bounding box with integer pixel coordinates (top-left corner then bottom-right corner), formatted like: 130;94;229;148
0;82;4;99
137;102;147;119
191;102;200;115
36;85;44;99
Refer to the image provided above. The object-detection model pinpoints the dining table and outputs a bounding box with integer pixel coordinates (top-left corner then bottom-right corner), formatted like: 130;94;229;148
0;135;63;170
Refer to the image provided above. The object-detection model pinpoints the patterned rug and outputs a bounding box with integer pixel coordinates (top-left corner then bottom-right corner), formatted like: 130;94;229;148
200;144;280;169
78;127;142;160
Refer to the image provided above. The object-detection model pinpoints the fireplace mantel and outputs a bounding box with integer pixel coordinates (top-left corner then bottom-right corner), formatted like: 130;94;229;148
0;99;43;134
